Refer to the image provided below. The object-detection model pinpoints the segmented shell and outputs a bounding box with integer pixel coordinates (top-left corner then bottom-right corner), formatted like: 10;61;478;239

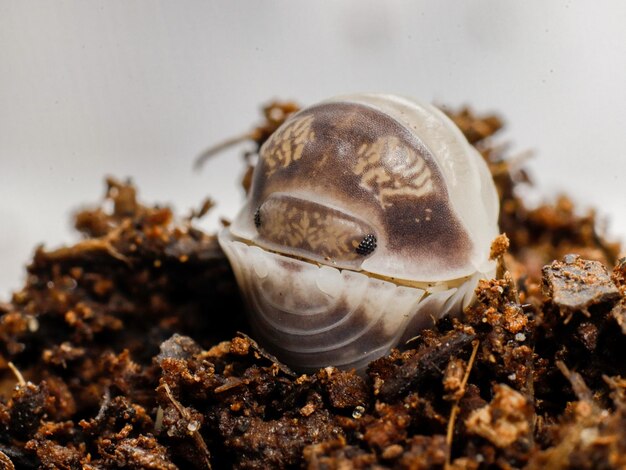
219;93;499;372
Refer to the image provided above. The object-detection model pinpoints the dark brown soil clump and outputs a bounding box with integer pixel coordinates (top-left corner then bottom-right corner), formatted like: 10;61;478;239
1;102;624;469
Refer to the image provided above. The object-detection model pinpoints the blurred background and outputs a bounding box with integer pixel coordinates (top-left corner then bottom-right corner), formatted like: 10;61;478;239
1;1;625;297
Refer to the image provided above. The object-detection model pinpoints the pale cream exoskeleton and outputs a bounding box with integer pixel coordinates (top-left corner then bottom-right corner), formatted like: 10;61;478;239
218;93;499;372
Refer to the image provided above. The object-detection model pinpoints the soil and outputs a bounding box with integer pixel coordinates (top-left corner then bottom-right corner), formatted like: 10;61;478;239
0;101;624;469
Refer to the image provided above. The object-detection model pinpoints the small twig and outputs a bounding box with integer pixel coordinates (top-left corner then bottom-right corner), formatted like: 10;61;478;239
194;133;255;171
42;220;132;265
526;361;602;470
236;331;296;376
445;339;480;470
154;406;164;433
7;362;26;387
379;330;475;399
94;388;112;423
161;383;212;470
185;197;215;222
556;360;595;404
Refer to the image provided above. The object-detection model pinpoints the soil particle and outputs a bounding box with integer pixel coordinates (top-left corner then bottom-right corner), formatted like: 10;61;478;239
465;383;533;448
542;254;621;318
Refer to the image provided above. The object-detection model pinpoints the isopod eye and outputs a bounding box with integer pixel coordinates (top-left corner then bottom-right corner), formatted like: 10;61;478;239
355;234;377;256
254;208;261;228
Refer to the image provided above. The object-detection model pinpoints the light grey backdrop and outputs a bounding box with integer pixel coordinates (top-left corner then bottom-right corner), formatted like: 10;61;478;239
1;1;625;297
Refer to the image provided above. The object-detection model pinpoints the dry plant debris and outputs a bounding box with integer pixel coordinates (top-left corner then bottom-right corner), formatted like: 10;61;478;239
0;101;625;469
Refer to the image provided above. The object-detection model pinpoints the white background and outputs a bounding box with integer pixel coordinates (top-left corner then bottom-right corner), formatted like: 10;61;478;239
1;1;625;297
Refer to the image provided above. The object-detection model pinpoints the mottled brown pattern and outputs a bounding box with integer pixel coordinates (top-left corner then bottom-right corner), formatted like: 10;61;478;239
251;101;471;273
354;135;434;208
257;194;374;262
263;114;315;177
